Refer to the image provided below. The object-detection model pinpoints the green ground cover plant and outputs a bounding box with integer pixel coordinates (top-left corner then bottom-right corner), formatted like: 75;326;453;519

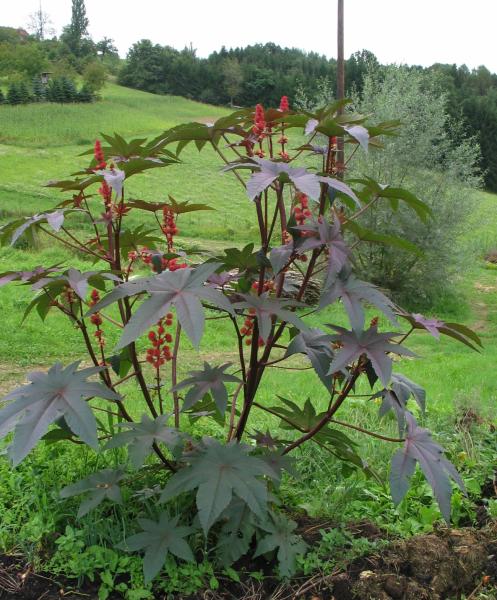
0;92;484;592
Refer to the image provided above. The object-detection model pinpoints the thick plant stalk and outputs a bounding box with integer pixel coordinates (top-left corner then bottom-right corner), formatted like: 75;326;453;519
172;322;182;428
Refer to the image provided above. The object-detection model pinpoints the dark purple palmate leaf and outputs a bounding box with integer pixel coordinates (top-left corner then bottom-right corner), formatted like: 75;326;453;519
171;362;241;414
320;268;398;331
0;361;120;465
374;373;426;434
60;468;125;518
207;271;237;287
295;218;350;279
10;210;68;244
224;158;358;204
0;265;62;287
118;513;194;583
398;311;482;351
32;268;121;300
344;124;369;152
390;412;465;522
160;439;275;534
318;176;361;206
89;262;233;349
327;325;416;386
269;243;294;275
285;328;334;388
105;414;182;468
412;313;446;339
234;294;308;342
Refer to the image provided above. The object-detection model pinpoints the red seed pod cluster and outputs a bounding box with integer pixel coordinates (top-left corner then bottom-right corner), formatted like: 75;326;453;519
98;180;112;207
94;140;107;171
252;104;266;139
239;309;265;347
279;96;289;112
167;258;187;272
240;311;255;345
251;280;274;293
64;286;75;305
146;314;174;368
89;289;105;347
138;246;187;273
162;207;179;251
293;193;311;225
73;193;84;208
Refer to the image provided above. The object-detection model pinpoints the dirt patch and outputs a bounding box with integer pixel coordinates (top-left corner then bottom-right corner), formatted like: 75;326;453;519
0;554;104;600
3;524;497;599
0;363;34;396
472;282;491;332
332;526;497;600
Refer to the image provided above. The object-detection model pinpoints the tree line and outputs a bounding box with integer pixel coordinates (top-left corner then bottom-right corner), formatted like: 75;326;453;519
118;40;376;107
1;0;497;191
118;40;497;192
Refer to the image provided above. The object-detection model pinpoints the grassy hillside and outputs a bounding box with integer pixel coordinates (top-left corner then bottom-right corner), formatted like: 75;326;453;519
1;83;496;404
1;82;497;546
0;83;228;147
0;83;259;242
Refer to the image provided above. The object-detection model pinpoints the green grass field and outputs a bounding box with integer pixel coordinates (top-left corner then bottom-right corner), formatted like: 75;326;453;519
1;82;497;593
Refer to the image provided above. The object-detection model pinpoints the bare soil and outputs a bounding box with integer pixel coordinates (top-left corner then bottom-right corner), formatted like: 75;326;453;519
2;520;497;600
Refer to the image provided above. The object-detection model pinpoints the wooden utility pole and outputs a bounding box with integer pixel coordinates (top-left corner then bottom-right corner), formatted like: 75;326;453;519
337;0;345;105
337;0;345;176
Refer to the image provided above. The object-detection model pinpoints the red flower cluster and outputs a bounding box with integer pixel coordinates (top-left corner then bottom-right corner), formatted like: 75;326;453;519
252;104;266;139
162;207;178;251
146;315;174;368
293;193;311;225
89;289;105;347
93;140;107;171
279;96;289;112
98;180;112;208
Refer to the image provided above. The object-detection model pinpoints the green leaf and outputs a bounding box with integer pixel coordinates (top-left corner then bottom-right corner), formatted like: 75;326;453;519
344;220;423;255
117;225;163;258
119;513;194;583
60;468;126;518
378;187;432;221
127;195;213;215
108;347;133;378
218;243;258;271
186;393;227;427
160;439;274;534
254;513;307;578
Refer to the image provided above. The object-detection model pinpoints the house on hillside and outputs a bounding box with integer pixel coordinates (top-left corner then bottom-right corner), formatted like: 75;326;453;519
40;72;53;85
16;28;29;40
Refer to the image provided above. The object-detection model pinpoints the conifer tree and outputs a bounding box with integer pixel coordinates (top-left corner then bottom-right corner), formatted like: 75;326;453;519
7;83;22;105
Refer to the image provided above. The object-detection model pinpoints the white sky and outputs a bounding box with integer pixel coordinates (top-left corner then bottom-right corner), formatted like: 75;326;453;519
3;0;497;73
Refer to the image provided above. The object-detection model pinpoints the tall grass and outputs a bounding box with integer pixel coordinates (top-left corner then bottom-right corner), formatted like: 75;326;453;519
0;83;227;147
